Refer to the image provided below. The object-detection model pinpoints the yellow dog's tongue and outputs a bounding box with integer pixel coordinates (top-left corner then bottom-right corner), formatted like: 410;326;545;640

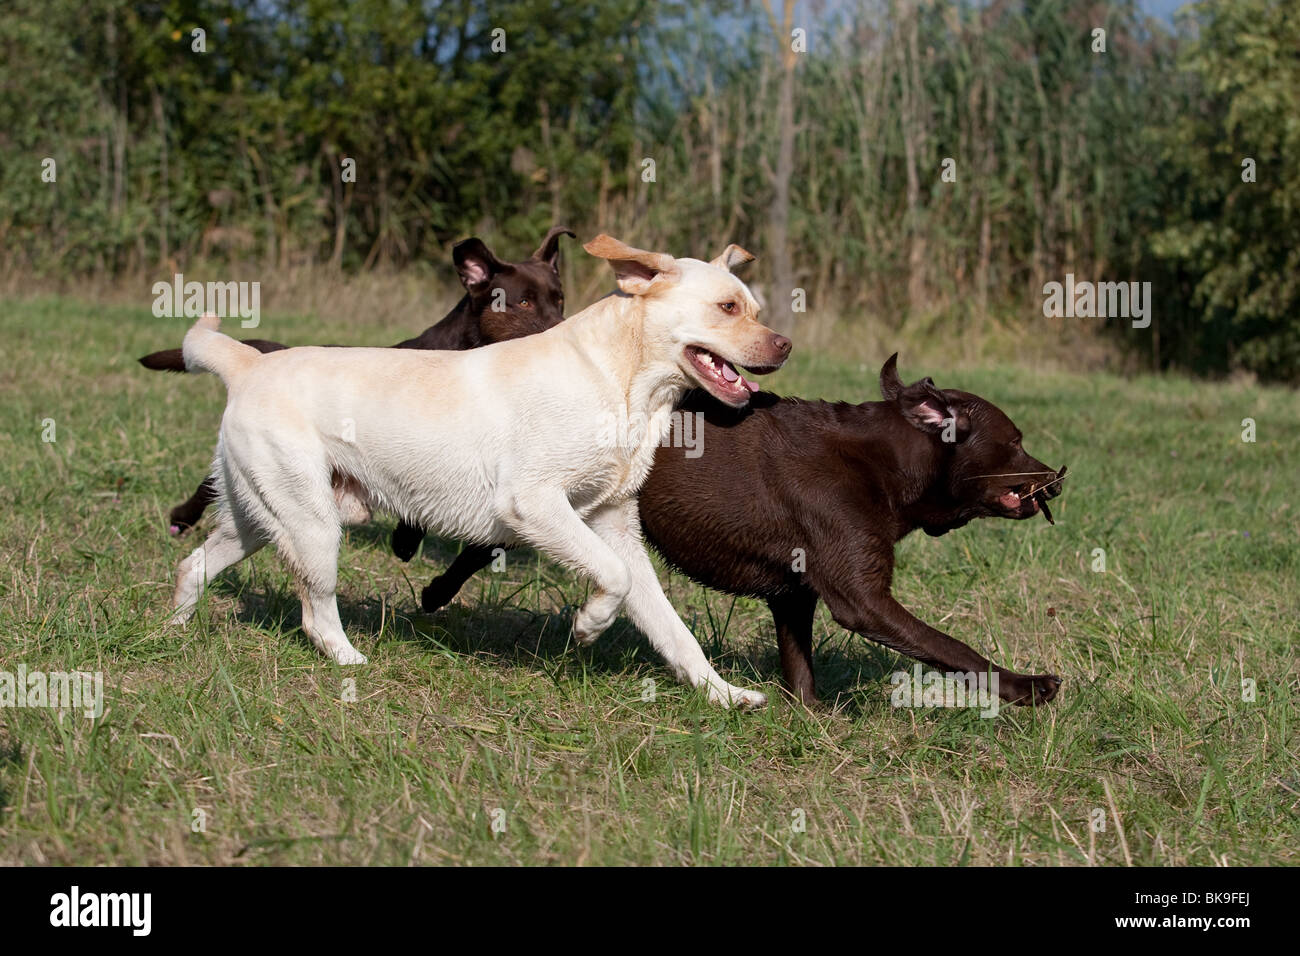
718;359;759;393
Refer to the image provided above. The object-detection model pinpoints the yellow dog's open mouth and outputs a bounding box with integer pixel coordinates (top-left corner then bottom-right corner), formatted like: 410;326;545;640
685;345;778;405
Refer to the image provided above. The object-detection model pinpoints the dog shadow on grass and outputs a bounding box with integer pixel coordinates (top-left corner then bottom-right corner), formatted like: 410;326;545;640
214;563;650;684
212;558;898;714
801;639;905;717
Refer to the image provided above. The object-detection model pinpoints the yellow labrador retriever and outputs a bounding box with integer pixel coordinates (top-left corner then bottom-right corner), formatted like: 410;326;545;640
170;235;790;708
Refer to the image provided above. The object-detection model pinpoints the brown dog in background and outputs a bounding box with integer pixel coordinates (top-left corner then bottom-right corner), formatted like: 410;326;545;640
139;226;574;535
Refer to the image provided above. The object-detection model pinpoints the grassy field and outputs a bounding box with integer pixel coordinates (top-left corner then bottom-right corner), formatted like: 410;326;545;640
0;293;1296;866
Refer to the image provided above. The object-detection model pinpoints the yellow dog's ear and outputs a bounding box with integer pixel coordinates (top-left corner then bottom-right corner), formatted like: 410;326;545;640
710;244;756;272
584;234;680;296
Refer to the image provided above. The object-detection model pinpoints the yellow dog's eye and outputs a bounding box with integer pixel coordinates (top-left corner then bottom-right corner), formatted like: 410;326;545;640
719;301;737;314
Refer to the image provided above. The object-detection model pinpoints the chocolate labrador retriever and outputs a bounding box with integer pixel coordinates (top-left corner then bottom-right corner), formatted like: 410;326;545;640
414;355;1066;708
139;226;575;534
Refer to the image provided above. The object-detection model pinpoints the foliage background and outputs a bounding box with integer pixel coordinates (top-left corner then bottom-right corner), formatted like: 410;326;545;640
0;0;1296;380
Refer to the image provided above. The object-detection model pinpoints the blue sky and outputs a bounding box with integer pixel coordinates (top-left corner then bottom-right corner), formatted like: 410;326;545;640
1142;0;1191;21
804;1;1194;26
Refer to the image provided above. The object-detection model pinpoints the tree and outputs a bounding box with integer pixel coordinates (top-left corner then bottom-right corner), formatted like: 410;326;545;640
1151;0;1300;381
761;0;799;333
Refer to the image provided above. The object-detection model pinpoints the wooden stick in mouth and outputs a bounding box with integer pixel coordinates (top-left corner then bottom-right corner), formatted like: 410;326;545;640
1023;465;1068;524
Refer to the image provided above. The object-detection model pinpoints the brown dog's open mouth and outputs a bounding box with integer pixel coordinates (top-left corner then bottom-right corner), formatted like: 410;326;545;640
996;489;1033;513
685;345;778;405
998;466;1068;523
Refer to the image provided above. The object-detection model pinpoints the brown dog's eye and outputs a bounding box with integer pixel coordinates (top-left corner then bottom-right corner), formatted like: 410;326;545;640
518;298;532;309
719;301;737;314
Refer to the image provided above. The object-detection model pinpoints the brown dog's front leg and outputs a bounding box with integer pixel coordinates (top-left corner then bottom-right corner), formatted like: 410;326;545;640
391;521;425;562
168;476;218;535
822;585;1060;706
768;590;819;706
420;543;499;612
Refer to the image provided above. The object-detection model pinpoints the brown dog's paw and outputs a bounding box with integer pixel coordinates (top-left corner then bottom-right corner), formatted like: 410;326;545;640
420;577;457;613
167;508;201;537
391;523;423;562
1005;673;1062;706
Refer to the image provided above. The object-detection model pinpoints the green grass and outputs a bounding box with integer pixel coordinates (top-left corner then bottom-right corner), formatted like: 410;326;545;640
1;293;1296;865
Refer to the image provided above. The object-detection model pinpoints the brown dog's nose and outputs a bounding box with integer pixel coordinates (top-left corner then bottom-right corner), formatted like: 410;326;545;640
771;334;792;355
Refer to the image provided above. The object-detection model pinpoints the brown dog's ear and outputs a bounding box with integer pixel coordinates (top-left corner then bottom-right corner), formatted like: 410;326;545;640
895;374;969;442
583;234;680;296
710;244;756;273
532;226;576;271
453;238;505;294
880;353;904;401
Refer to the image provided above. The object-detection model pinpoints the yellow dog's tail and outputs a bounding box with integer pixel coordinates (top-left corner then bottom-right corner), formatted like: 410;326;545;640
181;314;261;383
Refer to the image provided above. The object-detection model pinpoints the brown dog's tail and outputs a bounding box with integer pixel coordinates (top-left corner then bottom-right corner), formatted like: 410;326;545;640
182;314;261;384
138;347;187;371
140;337;287;372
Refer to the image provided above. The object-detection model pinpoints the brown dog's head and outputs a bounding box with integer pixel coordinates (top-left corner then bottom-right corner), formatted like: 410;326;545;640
880;354;1065;534
583;235;792;407
454;226;575;342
